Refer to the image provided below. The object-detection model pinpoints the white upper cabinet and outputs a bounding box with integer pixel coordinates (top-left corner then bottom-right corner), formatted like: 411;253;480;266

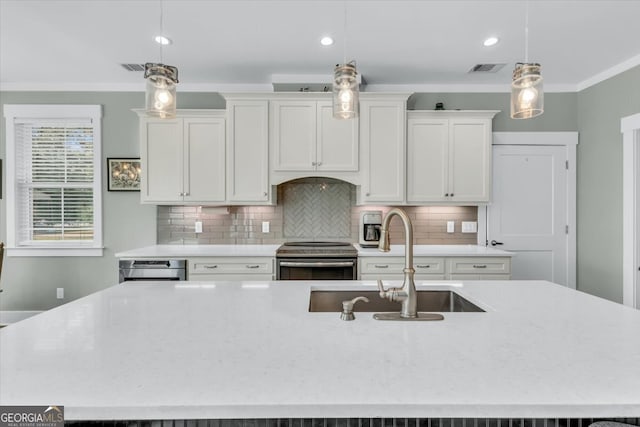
359;94;410;204
407;110;498;204
139;111;226;205
316;101;358;171
226;99;270;204
271;100;316;171
270;98;358;172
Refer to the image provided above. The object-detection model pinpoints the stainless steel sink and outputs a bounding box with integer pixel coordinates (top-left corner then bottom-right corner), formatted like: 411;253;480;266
309;290;484;313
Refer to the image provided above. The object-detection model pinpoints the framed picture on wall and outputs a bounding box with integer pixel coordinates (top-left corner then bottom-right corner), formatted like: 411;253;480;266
107;158;141;191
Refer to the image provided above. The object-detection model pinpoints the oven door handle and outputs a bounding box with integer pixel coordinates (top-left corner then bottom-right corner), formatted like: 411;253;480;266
279;261;355;268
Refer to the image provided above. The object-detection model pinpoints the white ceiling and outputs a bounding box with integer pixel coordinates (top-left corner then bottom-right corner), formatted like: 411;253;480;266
1;0;639;93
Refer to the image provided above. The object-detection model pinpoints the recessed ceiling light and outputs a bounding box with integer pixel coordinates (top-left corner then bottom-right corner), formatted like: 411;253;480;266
320;36;334;46
483;37;499;47
155;35;172;45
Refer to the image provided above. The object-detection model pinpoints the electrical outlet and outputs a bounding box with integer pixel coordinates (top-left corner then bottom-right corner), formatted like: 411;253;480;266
447;221;455;233
195;221;203;233
262;221;270;233
56;288;64;299
462;221;478;233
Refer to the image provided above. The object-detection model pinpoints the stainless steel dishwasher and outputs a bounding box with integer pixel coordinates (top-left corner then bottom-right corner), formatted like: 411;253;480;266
119;260;187;282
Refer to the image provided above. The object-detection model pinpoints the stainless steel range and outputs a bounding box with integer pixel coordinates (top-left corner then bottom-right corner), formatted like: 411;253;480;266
276;242;358;280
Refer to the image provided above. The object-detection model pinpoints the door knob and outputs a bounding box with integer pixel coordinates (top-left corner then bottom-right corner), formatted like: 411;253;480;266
490;240;504;246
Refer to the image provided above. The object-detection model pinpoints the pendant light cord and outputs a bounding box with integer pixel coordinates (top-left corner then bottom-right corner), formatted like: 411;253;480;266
524;0;529;63
159;0;164;63
343;0;347;64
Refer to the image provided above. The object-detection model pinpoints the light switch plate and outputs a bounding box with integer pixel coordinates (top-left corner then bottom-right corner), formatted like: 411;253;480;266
194;221;203;233
262;221;270;233
461;221;478;233
56;288;64;299
447;221;455;233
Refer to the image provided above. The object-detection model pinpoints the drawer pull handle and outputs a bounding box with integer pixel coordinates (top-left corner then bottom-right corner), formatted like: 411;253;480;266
204;265;218;269
374;264;389;269
416;265;431;268
246;265;260;269
473;264;487;269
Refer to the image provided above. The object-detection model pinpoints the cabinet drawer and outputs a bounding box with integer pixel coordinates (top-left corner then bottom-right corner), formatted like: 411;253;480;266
413;257;446;274
188;257;274;275
189;273;275;281
359;257;404;274
447;257;511;275
359;257;445;275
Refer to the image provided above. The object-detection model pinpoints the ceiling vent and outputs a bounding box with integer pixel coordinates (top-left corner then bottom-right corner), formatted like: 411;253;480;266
468;63;507;73
120;63;146;72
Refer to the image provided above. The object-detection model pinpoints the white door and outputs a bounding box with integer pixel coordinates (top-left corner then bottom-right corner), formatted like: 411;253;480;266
487;144;570;286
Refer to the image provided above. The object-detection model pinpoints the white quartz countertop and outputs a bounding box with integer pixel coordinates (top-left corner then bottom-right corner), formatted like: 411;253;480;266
1;279;639;420
357;244;513;257
115;244;512;258
115;244;281;258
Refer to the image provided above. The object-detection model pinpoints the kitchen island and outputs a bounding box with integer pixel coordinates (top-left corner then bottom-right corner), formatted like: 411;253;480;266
1;279;639;421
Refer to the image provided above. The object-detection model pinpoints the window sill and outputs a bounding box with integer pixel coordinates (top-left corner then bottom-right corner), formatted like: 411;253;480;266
7;247;104;257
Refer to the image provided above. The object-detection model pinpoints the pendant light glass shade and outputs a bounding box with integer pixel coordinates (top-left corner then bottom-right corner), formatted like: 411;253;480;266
144;62;179;119
333;61;359;119
510;62;543;119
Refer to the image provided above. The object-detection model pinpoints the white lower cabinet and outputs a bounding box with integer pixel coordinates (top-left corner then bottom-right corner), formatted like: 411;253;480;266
188;257;274;281
359;257;446;280
359;256;511;280
446;257;511;280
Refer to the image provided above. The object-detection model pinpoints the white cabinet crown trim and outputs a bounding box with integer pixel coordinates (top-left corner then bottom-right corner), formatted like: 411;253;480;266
133;108;225;118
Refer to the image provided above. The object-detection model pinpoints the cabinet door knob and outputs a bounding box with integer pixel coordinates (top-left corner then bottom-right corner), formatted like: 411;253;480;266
312;161;317;166
366;192;370;196
317;161;322;166
263;192;268;197
444;193;449;197
450;193;454;197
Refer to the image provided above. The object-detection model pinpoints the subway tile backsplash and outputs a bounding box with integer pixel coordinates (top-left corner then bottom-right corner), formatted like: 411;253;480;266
157;179;478;245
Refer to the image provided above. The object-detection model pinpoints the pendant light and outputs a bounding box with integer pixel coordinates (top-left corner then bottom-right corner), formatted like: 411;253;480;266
510;0;543;119
333;1;359;119
144;0;178;119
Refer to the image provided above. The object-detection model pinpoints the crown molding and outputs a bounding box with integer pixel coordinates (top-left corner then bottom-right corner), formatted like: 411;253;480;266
576;53;640;92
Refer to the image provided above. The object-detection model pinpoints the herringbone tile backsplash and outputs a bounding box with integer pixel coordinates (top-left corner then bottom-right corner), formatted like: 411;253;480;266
157;179;478;245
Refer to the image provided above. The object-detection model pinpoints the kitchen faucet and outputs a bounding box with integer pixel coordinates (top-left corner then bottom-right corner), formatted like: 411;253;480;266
377;208;418;318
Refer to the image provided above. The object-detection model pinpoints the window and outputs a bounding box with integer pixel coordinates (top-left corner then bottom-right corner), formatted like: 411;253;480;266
4;105;103;256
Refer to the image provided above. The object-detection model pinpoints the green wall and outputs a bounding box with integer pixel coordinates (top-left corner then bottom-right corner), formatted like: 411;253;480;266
409;92;578;131
0;92;225;310
0;67;637;310
576;65;640;302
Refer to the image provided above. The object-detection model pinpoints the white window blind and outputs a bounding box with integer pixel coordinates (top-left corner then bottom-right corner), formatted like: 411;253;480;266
4;105;103;256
